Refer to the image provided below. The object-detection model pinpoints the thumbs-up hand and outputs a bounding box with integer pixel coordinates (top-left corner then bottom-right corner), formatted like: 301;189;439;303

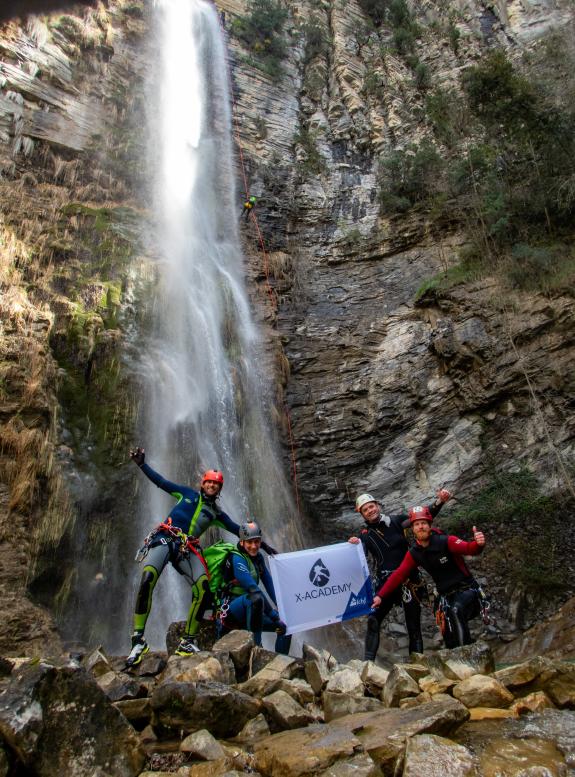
472;526;485;546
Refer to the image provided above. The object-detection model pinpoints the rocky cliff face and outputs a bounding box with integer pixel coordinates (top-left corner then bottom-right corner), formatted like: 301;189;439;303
0;1;151;653
0;0;574;656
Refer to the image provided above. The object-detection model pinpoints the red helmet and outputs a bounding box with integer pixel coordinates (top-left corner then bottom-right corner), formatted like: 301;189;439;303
202;470;224;488
408;505;433;525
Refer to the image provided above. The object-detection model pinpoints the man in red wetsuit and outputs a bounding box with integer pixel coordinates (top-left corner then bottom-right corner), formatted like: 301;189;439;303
371;506;486;648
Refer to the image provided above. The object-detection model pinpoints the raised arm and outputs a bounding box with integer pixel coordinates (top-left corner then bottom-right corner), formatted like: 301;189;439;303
130;447;188;496
447;526;485;556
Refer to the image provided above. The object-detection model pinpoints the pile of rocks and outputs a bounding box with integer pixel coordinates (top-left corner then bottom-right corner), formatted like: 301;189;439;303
0;635;574;776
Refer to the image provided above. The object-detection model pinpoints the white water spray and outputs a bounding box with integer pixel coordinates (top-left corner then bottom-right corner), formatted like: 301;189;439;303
135;0;301;646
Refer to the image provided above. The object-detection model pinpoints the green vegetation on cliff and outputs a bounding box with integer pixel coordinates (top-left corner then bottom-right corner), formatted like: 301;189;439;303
232;0;289;80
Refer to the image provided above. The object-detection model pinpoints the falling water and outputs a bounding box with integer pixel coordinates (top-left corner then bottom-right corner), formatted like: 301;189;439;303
132;0;301;647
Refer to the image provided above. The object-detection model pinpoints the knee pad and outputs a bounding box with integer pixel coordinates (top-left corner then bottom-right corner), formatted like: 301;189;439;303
135;568;158;615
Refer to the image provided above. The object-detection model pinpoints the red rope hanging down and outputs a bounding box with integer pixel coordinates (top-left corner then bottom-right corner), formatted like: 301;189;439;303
221;22;302;516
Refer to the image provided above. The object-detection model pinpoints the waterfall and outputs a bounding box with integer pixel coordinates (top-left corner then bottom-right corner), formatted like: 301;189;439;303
132;0;301;647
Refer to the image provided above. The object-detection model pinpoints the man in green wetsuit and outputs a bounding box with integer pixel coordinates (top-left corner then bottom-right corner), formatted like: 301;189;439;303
126;447;276;666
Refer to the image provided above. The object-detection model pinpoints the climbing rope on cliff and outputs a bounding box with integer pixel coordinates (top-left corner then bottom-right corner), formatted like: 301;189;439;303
220;15;301;516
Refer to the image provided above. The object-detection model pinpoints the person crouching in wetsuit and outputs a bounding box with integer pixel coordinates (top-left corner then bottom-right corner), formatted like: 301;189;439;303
349;489;451;661
218;521;290;655
371;506;486;649
126;448;276;666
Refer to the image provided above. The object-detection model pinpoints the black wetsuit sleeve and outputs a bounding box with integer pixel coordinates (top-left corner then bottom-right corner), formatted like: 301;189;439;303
429;499;444;519
138;462;187;496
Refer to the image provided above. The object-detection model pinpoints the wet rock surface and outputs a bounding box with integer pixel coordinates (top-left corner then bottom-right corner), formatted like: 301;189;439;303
0;640;573;775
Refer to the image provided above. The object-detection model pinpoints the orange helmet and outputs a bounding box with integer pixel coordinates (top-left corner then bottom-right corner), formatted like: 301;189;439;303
202;470;224;488
408;505;433;525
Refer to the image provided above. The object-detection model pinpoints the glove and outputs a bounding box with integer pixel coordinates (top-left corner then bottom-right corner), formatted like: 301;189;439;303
437;488;452;503
130;447;145;466
261;541;278;556
274;620;287;636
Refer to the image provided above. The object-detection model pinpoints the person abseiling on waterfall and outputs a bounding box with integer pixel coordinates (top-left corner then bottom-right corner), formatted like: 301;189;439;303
217;521;291;655
241;195;257;221
348;489;452;661
126;448;277;666
371;507;486;649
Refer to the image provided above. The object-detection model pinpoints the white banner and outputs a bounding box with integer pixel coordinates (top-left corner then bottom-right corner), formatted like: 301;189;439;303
269;542;373;635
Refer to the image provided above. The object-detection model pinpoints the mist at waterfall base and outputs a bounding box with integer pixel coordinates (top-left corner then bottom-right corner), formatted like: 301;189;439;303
125;0;303;650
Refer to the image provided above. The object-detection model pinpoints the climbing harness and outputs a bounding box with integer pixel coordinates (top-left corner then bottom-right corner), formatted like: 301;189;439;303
134;517;209;577
475;583;492;625
434;595;451;636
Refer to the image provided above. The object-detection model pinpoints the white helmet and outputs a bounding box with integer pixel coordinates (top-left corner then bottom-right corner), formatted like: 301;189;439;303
355;493;378;512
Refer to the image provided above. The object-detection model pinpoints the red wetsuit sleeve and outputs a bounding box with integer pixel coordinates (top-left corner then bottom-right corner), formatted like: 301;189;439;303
376;552;418;598
447;536;484;556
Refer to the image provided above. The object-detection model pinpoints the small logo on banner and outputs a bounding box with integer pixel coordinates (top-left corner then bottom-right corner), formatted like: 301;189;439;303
309;559;330;587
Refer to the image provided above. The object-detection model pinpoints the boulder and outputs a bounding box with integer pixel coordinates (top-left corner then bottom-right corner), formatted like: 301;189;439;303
511;690;555;715
361;663;389;697
322;691;383;722
492;656;553;689
269;678;315;705
452;675;514;709
254;698;468;776
166;620;215;655
239;655;300;698
317;752;382;776
158;653;227;684
346;660;367;674
302;643;338;670
212;631;254;676
304;659;330;695
544;670;575;708
232;713;271;744
130;652;167;678
249;647;279;677
330;698;470;772
113;697;152;725
382;665;420;707
262;689;315;730
400;693;431;709
0;744;9;777
0;661;145;776
418;674;456;695
96;670;147;702
426;643;495;682
254;723;362;776
403;733;478;776
325;667;364;697
84;647;111;678
468;707;517;720
398;663;429;682
151;681;260;738
180;729;226;760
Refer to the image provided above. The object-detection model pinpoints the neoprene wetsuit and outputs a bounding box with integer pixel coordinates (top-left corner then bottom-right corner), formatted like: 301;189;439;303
220;545;290;654
132;462;241;639
359;501;444;659
377;533;484;648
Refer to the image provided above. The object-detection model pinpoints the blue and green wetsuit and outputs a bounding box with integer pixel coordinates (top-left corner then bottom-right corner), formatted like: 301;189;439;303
133;462;241;638
221;545;291;654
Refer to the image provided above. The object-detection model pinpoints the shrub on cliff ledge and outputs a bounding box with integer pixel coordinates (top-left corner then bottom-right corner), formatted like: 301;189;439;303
232;0;288;80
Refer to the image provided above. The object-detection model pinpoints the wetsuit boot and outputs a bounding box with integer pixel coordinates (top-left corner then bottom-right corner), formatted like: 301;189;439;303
126;631;149;667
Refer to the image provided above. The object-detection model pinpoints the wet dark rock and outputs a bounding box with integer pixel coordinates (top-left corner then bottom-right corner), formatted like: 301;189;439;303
0;661;145;776
151;681;261;738
96;670;148;702
0;659;13;678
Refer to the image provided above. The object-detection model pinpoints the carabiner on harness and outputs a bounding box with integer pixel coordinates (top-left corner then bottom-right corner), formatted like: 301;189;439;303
401;584;413;604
